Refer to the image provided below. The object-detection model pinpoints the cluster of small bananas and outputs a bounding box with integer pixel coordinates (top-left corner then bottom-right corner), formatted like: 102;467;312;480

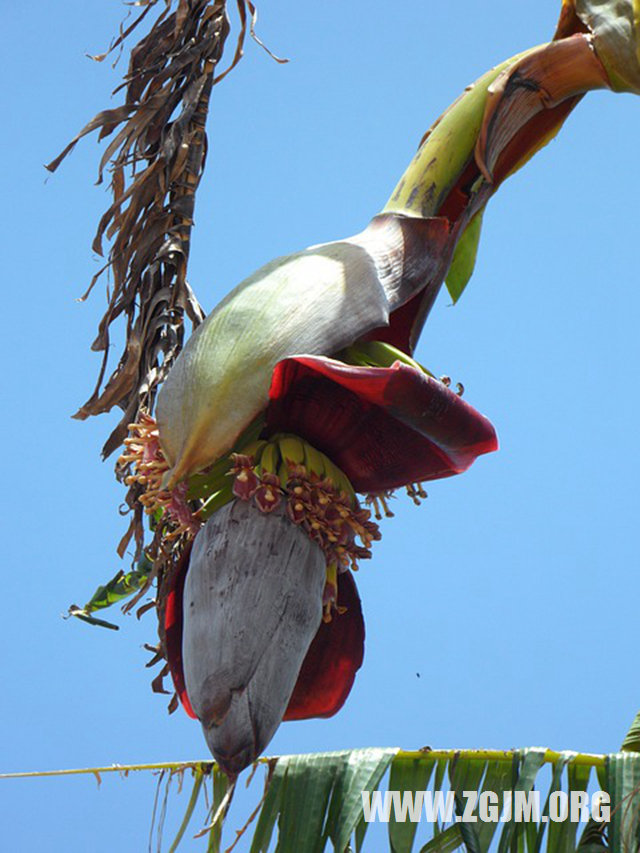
229;434;381;579
118;414;201;540
120;421;384;582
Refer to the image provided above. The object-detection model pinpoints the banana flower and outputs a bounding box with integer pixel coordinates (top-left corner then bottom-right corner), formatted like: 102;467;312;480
122;0;640;776
161;354;496;774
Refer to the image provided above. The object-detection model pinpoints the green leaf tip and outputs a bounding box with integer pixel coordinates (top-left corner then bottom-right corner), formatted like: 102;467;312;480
445;210;485;304
621;709;640;752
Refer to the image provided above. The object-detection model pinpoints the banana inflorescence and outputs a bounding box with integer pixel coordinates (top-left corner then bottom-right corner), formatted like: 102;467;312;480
122;337;442;547
232;433;357;507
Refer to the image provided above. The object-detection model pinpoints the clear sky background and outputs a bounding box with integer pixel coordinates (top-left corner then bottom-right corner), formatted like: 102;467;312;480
2;1;639;850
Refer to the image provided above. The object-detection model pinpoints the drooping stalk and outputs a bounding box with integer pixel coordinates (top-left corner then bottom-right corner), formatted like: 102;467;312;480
383;48;536;220
379;32;610;346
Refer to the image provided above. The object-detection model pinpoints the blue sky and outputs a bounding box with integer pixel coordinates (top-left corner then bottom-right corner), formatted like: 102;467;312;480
2;1;639;849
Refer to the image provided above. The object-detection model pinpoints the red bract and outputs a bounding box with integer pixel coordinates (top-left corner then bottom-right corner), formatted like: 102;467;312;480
164;542;196;720
266;355;498;493
267;355;497;718
284;569;364;720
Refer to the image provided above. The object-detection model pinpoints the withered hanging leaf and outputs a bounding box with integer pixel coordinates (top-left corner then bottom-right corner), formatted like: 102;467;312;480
50;1;286;569
47;0;240;465
49;1;289;573
213;0;288;84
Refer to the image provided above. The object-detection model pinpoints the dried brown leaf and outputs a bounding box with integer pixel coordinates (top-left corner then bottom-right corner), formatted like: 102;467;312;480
49;0;234;471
